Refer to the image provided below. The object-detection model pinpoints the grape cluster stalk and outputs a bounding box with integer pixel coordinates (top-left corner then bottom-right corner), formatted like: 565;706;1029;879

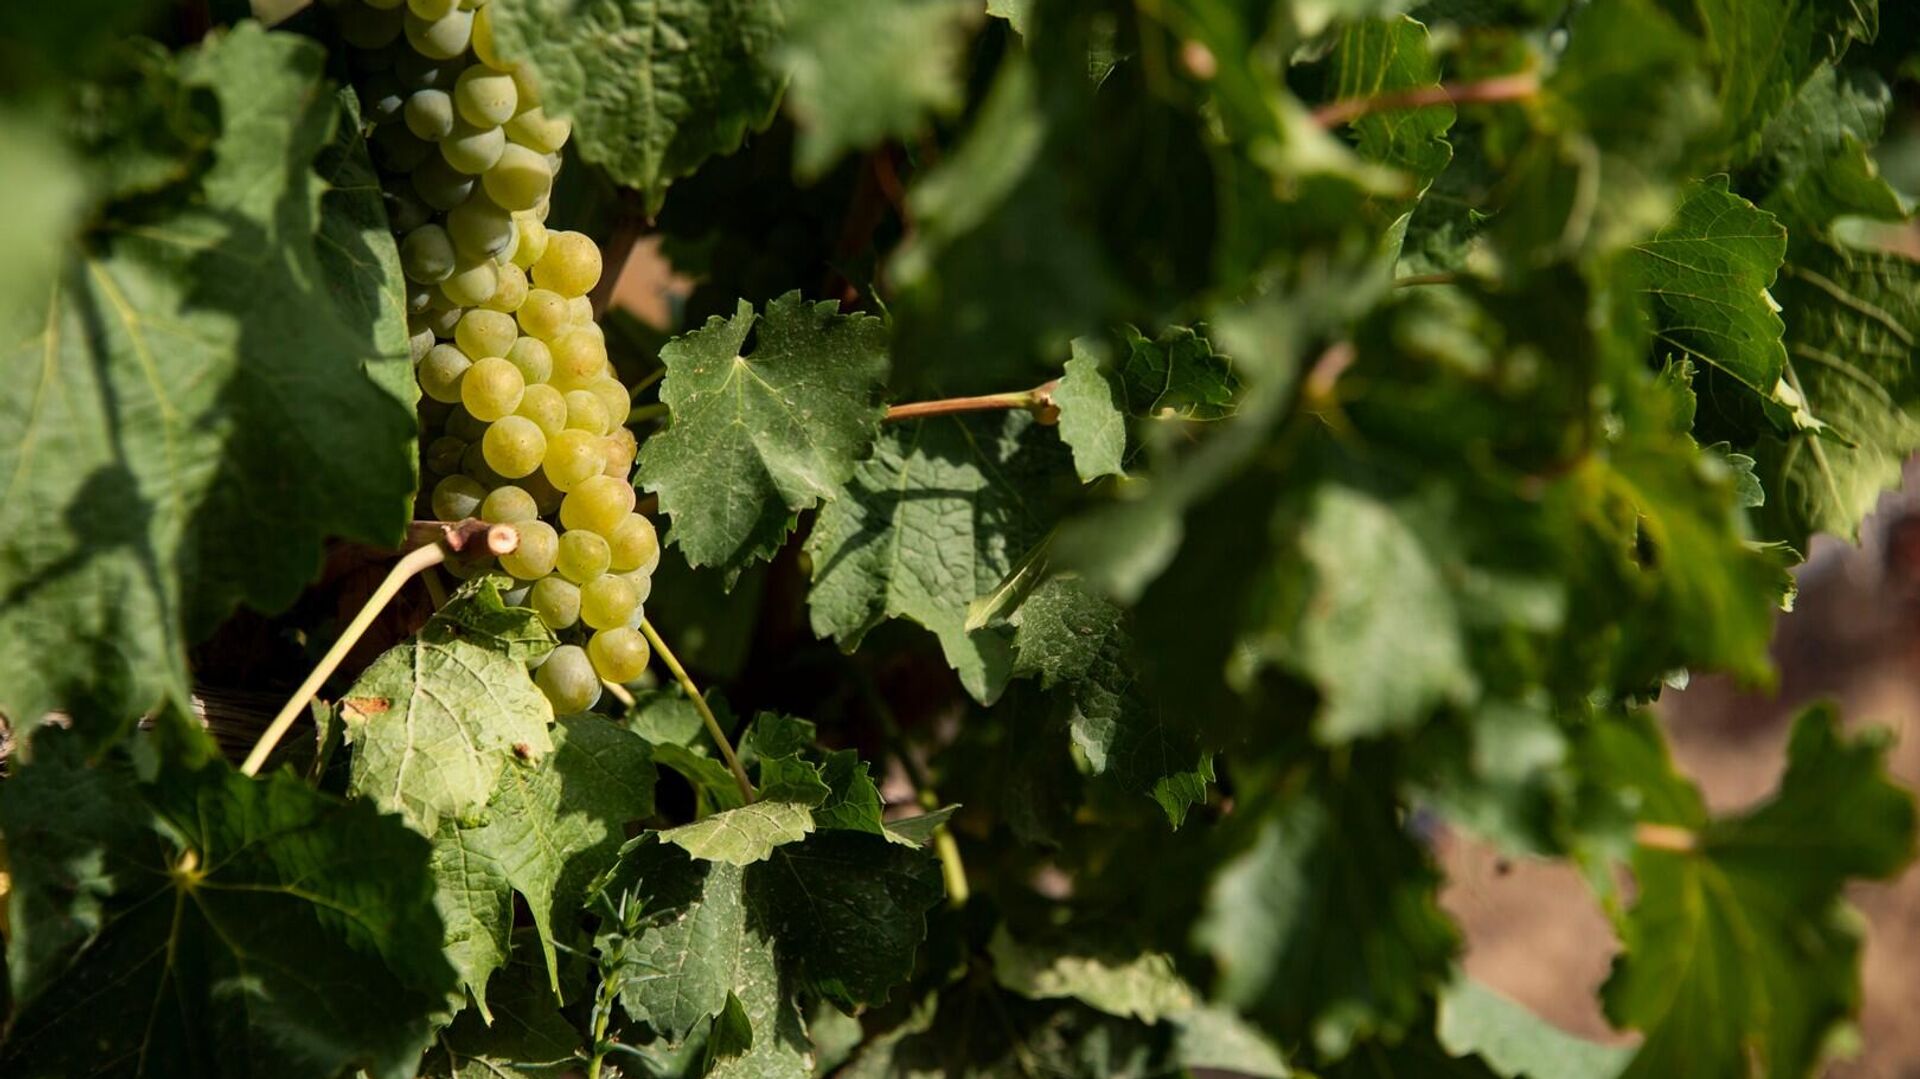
330;0;658;714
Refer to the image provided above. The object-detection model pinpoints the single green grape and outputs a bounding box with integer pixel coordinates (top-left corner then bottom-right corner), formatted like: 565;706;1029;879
403;88;455;141
421;301;462;339
399;224;455;284
515;381;568;436
499;518;558;578
602;426;637;478
619;566;655;606
454;64;518;127
480;484;538;524
441;259;499;307
484;262;529;314
481;414;546;478
445;405;491;442
424;435;467;476
460;440;508;487
579;573;638;631
481;144;554;212
387;186;432;234
515;288;571;341
530;576;581;630
504;335;552;384
471;5;513;71
511;214;550;269
567;296;596;326
338;3;403;49
587;377;630;430
531;230;602;297
416;343;471;404
403;7;473;59
407;0;458;18
411;154;476;212
446;192;514;259
560;474;635;535
535;643;601;712
563;390;611;435
607;513;659;574
455;308;518;360
503;106;572;155
547;328;608;391
408;326;437;364
542;429;605;492
587;628;650;683
555;528;611;583
442;119;506;174
431;474;486;522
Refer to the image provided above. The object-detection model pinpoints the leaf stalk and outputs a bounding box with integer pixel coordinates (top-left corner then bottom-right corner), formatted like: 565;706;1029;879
637;618;757;804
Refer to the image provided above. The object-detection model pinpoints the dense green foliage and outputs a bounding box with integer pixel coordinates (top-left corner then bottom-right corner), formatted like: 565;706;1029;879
4;0;1920;1075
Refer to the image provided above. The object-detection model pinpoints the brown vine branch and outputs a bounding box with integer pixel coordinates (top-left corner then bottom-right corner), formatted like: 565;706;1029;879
589;192;651;320
1312;71;1541;129
239;519;520;776
638;618;756;805
885;379;1060;424
1394;272;1461;289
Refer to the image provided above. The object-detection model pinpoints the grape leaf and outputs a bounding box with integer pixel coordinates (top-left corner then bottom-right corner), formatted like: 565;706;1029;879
488;0;787;212
342;585;558;834
422;943;584;1078
1054;339;1129;481
985;0;1028;33
1169;1006;1295;1078
660;800;816;866
988;926;1197;1023
430;574;559;663
432;715;655;1013
598;840;753;1043
1597;706;1915;1078
315;85;415;409
639;291;889;582
778;0;977;179
1054;325;1241;481
806;410;1075;701
1436;976;1629;1079
1323;15;1455;213
755;832;944;1011
0;736;456;1079
812;749;889;836
883;806;961;846
0;24;417;743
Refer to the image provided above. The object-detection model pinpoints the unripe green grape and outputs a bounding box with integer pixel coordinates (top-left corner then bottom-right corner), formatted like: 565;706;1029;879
417;343;471;403
568;296;596;325
587;628;650;683
431;474;486;521
403;88;455;141
406;284;435;316
505;336;552;384
608;513;659;573
580;573;638;631
516;382;567;435
442;120;505;174
548;328;607;390
460;440;508;487
482;144;553;211
386;187;431;234
511;214;550;268
407;0;458;20
447;194;514;259
454;65;518;127
532;230;603;297
530;194;553;222
535;644;600;712
371;122;432;171
563;390;611;435
484;262;529;313
556;528;611;583
530;577;581;630
400;224;456;284
516;288;571;341
587;377;629;428
441;259;499;307
480;484;538;523
403;7;473;59
499;518;558;578
480;414;546;478
445;404;491;441
423;303;463;338
619;566;654;606
408;326;436;363
471;6;513;70
338;3;403;48
603;426;637;478
411;154;476;211
462;356;525;421
544;430;605;492
425;435;467;476
455;308;518;360
503;106;571;155
561;474;635;535
522;470;564;515
509;65;543;108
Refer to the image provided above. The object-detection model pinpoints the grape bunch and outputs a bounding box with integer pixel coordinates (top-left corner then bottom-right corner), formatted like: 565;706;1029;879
331;0;658;714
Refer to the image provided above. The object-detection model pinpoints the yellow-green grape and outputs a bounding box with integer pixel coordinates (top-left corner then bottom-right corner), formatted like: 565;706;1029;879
503;106;571;155
568;296;595;325
484;261;528;313
499;518;558;578
516;288;570;341
556;528;611;583
579;573;638;631
412;154;476;212
481;414;547;478
417;343;471;403
480;484;538;523
535;643;600;712
543;429;606;491
408;0;458;18
587;628;650;683
530;578;582;631
511;213;550;268
509;66;542;109
441;258;499;307
563;389;611;435
409;325;437;363
619;566;655;606
460;356;525;421
399;223;456;284
482;144;554;212
421;299;463;338
455;308;517;360
548;328;607;390
530;194;553;223
431;474;486;521
446;193;514;259
454;64;518;127
560;474;635;534
608;513;659;574
442;119;506;174
471;5;512;70
505;336;552;384
425;434;466;476
531;230;602;297
403;7;473;59
403;88;455;141
587;377;630;428
603;426;637;478
515;381;568;436
523;470;565;514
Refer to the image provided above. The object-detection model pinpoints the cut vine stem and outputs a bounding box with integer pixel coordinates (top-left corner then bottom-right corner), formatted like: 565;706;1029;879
1312;70;1541;128
638;617;757;805
885;379;1060;423
239;518;519;777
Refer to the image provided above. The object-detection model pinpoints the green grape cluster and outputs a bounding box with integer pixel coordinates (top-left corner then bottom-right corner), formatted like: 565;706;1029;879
334;0;658;713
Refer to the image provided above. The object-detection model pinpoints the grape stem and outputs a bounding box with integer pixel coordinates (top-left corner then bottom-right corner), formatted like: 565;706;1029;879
1634;822;1699;853
1312;70;1540;128
238;519;519;777
884;379;1060;423
637;618;757;804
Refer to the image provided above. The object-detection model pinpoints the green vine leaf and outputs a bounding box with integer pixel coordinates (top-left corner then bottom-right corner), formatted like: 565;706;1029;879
988;926;1197;1024
639;291;890;583
1436;976;1629;1079
660;800;817;866
1054;339;1129;481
